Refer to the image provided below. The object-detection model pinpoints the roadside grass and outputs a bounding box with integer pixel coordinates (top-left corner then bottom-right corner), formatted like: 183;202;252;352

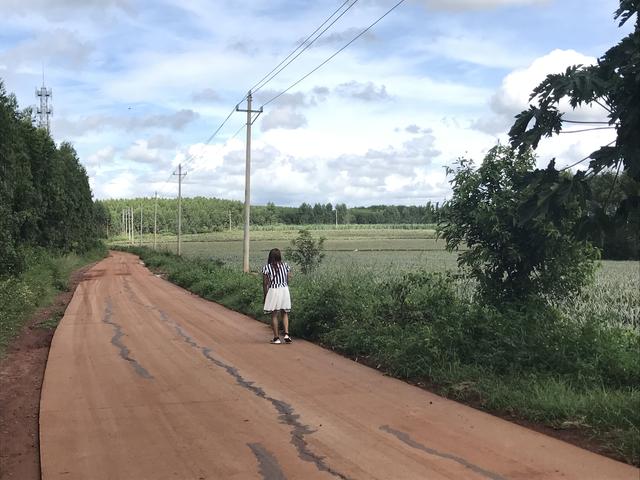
0;245;107;356
121;245;639;465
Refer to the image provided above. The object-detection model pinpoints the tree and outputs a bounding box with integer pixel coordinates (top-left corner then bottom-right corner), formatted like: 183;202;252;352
508;1;639;232
0;81;102;275
438;146;597;302
286;229;326;274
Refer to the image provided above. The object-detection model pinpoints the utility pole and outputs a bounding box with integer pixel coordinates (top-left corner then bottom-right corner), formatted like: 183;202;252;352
154;192;158;250
229;211;232;231
335;207;338;227
130;207;134;244
173;164;187;256
236;91;263;272
140;203;143;246
122;209;125;236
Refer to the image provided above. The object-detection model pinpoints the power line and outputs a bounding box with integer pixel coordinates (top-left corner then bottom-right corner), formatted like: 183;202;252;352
562;119;612;124
154;0;365;197
252;0;360;95
260;0;407;108
560;140;616;171
180;105;238;172
249;0;353;93
156;104;242;197
558;126;616;134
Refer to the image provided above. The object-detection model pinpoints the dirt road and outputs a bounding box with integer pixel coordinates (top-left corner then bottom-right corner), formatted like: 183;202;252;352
40;251;638;479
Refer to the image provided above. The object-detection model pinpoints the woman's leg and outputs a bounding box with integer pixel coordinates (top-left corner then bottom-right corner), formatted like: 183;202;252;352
282;310;289;334
271;311;279;338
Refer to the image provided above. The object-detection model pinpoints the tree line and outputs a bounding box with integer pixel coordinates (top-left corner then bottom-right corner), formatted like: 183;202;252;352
0;81;107;276
99;198;442;236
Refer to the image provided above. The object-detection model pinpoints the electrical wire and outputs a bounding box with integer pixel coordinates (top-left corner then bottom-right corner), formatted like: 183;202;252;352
558;126;616;134
252;0;360;94
560;140;616;171
249;0;353;93
562;119;612;124
260;0;407;108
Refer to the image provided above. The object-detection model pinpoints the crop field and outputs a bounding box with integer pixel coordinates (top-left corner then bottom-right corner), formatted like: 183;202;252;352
111;226;639;328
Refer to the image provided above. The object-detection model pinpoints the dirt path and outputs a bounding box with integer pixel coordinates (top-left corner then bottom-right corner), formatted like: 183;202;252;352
39;252;638;479
0;263;95;480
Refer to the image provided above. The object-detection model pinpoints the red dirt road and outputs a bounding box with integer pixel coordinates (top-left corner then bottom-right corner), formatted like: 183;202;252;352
40;252;638;479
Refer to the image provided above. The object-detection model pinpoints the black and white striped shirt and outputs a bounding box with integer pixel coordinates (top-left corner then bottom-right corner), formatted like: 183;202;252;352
262;262;290;288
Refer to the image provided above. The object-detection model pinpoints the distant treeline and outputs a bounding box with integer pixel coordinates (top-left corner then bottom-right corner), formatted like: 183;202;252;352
99;198;442;237
0;81;107;275
102;170;637;260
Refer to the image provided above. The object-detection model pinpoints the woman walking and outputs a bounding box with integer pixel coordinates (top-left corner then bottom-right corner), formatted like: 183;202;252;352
262;248;292;344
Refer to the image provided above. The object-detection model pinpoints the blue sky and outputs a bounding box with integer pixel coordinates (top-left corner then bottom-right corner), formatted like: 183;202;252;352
0;0;631;206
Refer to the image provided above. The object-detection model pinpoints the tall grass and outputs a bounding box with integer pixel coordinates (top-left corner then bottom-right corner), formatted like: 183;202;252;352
0;245;107;355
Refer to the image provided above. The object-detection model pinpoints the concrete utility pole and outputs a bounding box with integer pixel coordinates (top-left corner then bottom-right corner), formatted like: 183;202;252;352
130;207;134;244
140;204;143;246
335;207;338;227
173;164;187;256
236;91;263;273
154;192;158;250
122;209;125;236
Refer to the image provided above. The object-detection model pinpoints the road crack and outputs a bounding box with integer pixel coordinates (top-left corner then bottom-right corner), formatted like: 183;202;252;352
150;303;350;479
102;298;153;380
380;425;506;480
248;443;288;480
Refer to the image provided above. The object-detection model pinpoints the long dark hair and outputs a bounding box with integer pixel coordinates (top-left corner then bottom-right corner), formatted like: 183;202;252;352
268;248;282;273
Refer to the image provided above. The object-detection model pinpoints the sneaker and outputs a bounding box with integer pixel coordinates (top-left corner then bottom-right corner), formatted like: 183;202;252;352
270;337;282;344
283;334;292;344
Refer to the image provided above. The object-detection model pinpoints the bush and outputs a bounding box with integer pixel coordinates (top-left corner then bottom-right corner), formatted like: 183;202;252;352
286;229;325;274
438;146;598;302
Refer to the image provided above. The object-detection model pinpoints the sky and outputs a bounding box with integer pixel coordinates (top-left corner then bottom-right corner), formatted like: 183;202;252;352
0;0;631;206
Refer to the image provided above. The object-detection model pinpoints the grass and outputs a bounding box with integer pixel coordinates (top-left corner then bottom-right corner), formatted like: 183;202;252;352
0;245;107;356
110;227;639;329
116;238;640;465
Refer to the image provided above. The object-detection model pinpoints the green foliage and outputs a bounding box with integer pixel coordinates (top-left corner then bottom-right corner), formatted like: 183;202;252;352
125;245;639;463
286;229;326;274
585;172;639;259
508;1;639;238
100;197;441;237
0;245;107;355
438;145;597;301
0;81;106;276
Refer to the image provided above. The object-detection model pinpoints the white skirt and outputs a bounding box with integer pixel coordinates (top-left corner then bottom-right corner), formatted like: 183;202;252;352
264;286;291;313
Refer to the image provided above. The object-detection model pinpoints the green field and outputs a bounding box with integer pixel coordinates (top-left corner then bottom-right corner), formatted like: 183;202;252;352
111;226;639;328
115;224;640;464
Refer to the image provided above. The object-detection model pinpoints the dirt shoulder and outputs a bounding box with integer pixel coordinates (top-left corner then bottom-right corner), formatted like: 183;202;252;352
0;264;95;480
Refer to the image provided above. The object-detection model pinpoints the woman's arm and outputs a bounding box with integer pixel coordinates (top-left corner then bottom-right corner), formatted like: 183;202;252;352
262;274;269;300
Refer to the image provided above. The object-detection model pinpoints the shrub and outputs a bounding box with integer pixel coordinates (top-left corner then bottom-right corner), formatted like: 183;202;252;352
286;229;325;274
438;146;598;302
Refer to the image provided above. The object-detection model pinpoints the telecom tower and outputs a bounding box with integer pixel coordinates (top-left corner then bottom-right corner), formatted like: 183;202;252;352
35;72;53;132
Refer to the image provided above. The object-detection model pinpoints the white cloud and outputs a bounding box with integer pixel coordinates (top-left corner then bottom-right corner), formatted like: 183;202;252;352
420;0;549;10
421;33;531;69
191;88;221;103
474;49;607;135
261;106;308;131
472;49;615;169
335;81;391;102
2;0;135;19
0;29;92;70
55;109;199;136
